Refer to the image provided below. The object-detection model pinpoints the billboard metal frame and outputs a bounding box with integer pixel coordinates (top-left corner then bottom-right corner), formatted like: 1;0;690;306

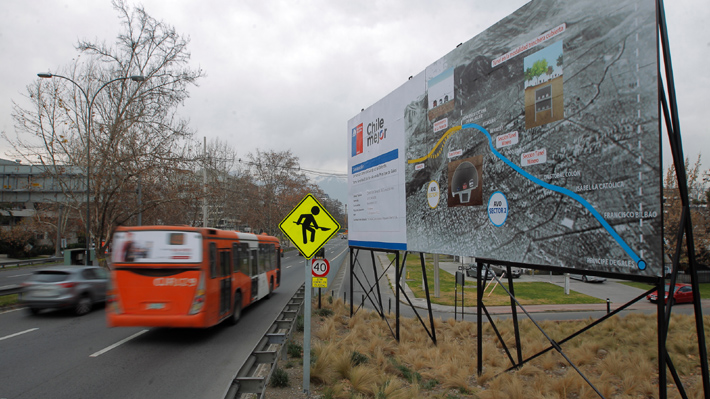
349;247;437;345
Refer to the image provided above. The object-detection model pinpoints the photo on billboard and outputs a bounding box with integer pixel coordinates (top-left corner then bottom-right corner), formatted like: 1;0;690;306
402;0;660;277
347;0;661;278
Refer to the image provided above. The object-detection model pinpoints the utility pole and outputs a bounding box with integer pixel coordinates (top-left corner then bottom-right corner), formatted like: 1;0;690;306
203;136;208;228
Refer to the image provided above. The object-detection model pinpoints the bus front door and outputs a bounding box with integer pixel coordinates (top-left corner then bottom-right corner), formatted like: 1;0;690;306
219;250;232;316
250;249;258;302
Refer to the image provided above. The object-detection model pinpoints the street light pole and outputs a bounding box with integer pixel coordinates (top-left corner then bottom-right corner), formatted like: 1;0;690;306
37;72;145;265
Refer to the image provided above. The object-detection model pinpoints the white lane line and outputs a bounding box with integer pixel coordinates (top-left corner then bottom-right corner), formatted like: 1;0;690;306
0;307;24;315
90;329;149;357
0;328;38;341
7;273;32;278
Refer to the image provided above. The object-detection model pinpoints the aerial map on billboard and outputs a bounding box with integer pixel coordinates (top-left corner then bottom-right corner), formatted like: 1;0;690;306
348;0;661;277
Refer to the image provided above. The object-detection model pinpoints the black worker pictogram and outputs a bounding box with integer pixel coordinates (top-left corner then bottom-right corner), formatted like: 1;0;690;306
295;206;331;244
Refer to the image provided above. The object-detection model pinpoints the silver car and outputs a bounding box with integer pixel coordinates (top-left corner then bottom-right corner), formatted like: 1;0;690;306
21;266;108;315
569;274;606;283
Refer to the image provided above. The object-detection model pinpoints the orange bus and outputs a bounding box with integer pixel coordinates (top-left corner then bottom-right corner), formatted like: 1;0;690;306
107;226;281;328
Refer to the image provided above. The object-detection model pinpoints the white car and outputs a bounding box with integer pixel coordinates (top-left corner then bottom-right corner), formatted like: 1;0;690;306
569;274;606;283
465;266;495;280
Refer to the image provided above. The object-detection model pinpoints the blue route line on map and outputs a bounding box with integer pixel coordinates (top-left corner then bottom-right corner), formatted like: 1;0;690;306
461;123;645;270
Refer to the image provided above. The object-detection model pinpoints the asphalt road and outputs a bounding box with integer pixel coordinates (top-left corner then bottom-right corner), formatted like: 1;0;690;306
0;242;324;399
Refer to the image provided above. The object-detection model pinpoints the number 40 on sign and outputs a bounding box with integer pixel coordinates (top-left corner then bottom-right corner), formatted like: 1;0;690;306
312;259;330;277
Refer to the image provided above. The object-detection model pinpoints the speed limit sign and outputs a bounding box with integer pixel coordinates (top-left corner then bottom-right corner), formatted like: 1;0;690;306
311;258;330;277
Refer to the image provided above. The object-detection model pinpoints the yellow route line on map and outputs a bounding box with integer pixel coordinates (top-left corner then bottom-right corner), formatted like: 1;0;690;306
407;125;462;164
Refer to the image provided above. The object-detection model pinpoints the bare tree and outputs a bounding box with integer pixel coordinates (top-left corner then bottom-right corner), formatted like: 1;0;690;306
663;155;710;266
242;149;315;236
5;0;204;263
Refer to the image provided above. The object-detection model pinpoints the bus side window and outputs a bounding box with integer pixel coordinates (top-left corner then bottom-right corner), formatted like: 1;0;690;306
209;243;217;279
240;244;249;275
220;250;231;277
258;244;266;274
268;244;275;271
251;249;258;277
238;244;241;271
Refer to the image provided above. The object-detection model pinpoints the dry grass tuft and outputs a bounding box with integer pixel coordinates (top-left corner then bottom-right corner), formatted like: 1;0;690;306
314;316;336;341
481;372;528;399
375;378;411;399
349;364;381;395
310;341;337;384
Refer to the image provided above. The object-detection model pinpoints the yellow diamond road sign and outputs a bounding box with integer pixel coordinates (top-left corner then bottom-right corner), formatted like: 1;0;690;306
279;193;341;259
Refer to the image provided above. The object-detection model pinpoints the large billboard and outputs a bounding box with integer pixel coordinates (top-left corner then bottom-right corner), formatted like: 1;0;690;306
348;0;661;277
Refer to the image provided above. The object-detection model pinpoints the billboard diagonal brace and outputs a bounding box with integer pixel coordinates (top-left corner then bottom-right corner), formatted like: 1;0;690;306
491;268;605;398
418;252;437;345
505;288;653;373
480;303;518;368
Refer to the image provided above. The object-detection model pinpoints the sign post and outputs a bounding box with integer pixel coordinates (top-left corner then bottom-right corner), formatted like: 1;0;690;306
279;193;341;394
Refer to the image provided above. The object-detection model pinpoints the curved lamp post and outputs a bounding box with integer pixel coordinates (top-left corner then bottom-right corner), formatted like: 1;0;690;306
37;72;145;265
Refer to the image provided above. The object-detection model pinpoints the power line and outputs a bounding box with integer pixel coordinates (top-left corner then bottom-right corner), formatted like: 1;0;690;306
237;159;347;179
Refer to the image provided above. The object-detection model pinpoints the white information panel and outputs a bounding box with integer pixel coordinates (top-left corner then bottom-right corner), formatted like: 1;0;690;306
347;73;425;250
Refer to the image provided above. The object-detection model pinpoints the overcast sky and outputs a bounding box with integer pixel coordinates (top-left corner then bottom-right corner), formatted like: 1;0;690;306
1;0;708;180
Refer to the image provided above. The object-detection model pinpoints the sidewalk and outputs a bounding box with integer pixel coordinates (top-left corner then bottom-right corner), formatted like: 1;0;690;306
373;253;671;315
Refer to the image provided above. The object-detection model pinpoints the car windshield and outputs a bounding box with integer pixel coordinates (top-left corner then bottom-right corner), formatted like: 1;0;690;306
28;271;71;283
663;284;679;293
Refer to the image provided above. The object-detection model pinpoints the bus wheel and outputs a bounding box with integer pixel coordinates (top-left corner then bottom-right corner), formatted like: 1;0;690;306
228;293;241;326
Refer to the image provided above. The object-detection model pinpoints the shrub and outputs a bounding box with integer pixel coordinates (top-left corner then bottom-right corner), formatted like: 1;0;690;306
315;308;334;317
296;315;304;332
287;341;302;358
269;367;289;388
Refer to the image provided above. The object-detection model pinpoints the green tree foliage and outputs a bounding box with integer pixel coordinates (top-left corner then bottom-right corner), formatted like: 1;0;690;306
663;155;710;266
531;58;549;78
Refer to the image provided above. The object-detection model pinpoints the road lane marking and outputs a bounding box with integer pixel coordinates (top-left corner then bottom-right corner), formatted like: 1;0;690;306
90;329;149;357
0;328;38;341
7;273;32;278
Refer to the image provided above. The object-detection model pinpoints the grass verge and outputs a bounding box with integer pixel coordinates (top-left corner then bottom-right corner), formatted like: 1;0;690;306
388;254;604;306
0;294;19;308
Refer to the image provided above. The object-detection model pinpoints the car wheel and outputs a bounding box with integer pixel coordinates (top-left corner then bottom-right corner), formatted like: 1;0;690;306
28;307;41;316
228;293;242;326
75;295;93;316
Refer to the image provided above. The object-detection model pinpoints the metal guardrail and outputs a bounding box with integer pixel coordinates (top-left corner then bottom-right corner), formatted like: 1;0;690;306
0;257;62;298
0;284;22;297
0;257;63;269
224;284;306;399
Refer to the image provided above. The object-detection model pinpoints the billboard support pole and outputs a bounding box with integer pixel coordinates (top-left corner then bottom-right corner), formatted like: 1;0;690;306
371;250;384;317
419;252;437;345
658;0;710;396
477;261;483;376
395;250;400;342
507;265;523;365
349;248;354;317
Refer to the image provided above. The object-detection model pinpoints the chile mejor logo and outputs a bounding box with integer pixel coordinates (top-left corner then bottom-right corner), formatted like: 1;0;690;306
352;123;363;157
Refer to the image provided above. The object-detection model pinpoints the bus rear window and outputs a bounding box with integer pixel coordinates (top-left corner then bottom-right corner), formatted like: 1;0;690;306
169;233;184;245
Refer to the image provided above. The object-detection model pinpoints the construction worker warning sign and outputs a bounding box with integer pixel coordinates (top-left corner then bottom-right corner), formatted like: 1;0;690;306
279;193;341;259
